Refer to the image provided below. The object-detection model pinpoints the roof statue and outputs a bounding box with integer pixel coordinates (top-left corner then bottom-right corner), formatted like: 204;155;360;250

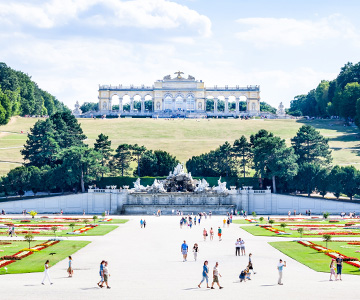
188;75;195;80
174;70;184;79
163;74;171;80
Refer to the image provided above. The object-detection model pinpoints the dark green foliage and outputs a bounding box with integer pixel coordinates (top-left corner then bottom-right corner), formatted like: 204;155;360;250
138;150;179;176
288;61;360;123
0;62;67;124
291;125;332;166
232;135;252;178
111;144;134;176
260;102;276;114
80;102;98;113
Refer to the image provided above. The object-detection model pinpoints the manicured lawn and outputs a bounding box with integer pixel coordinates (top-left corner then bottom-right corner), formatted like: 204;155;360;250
269;241;360;275
0;240;90;274
101;219;128;224
0;224;119;237
232;219;250;224
1;117;359;175
239;225;360;238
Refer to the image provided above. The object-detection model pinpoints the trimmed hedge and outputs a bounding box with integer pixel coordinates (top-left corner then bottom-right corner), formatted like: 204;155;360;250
96;176;260;189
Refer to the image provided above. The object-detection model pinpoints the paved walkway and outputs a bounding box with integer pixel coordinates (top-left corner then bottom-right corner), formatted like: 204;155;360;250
1;215;359;300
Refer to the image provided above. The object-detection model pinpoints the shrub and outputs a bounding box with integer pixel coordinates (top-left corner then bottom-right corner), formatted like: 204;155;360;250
24;234;34;248
269;219;275;225
297;227;304;238
323;212;330;219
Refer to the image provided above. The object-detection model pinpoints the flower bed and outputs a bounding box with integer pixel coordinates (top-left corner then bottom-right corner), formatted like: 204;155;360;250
298;241;360;269
348;242;360;245
245;219;258;223
0;260;15;269
71;224;98;234
304;231;360;236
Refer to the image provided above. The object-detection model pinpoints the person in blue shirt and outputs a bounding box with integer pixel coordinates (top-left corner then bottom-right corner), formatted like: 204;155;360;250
181;240;188;262
198;261;210;288
97;260;105;287
277;259;286;285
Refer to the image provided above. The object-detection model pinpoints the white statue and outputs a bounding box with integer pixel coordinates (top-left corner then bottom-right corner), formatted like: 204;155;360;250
150;179;166;193
277;102;286;116
213;177;227;194
133;178;146;192
173;163;185;176
195;179;209;193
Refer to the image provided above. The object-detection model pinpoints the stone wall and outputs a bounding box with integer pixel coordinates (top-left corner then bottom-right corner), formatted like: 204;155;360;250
1;189;360;215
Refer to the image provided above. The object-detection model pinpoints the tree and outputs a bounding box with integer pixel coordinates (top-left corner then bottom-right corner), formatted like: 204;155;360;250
57;146;107;192
323;234;332;248
138;150;180;177
269;219;275;225
328;166;344;199
80;102;98;113
259;217;264;223
2;166;32;195
216;142;233;177
51;225;58;238
291;125;332;166
253;135;298;193
24;234;34;249
111;144;134;176
131;144;146;177
340;166;359;200
252;211;257;218
28;166;43;195
232;136;252;178
69;222;76;232
94;133;112;176
93;215;98;224
280;223;287;232
323;212;330;219
339;82;360;119
316;168;330;198
21;119;59;167
294;163;322;196
297;227;304;238
0;88;11;124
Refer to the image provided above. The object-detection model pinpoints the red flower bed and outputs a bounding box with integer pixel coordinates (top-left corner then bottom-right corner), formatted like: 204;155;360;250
0;260;16;268
348;242;360;245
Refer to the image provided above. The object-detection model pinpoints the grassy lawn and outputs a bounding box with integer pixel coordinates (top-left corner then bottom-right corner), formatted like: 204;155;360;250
0;240;90;274
239;225;360;238
232;219;254;224
269;241;360;275
101;219;128;224
1;117;359;175
0;224;119;237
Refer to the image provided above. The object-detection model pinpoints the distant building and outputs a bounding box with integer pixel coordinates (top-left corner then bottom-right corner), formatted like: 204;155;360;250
93;71;262;118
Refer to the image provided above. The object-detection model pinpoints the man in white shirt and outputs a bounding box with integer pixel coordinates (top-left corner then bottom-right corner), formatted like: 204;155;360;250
211;262;223;289
277;259;286;285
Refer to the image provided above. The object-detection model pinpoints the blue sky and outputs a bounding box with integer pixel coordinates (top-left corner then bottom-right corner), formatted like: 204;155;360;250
1;0;360;108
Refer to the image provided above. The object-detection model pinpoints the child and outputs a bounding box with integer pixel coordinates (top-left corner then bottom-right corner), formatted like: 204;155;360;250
330;259;336;281
239;269;246;282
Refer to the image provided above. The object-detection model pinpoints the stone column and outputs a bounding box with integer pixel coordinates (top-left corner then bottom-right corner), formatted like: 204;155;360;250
214;98;218;113
235;98;239;114
119;97;123;112
225;97;229;113
141;98;145;113
108;97;112;112
172;99;176;112
130;97;134;112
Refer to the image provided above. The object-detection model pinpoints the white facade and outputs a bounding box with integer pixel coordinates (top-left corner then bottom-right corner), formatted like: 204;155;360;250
97;72;261;116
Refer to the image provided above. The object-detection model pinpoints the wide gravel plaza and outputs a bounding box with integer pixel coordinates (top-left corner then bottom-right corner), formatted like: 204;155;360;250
1;215;359;300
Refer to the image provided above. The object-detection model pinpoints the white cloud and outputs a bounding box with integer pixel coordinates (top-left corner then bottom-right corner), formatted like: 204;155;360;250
235;14;359;47
0;0;211;37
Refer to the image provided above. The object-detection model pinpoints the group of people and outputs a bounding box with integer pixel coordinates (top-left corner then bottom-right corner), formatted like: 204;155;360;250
239;253;256;282
198;261;223;289
139;219;147;228
235;238;245;256
97;260;111;289
7;225;16;237
329;255;343;281
42;256;73;285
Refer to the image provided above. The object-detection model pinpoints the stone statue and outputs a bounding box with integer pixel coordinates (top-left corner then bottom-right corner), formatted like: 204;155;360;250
134;178;146;192
156;102;161;109
213;177;228;194
277;102;286;116
198;102;202;110
174;71;184;79
194;179;209;193
163;75;171;80
149;179;166;193
173;163;185;176
72;101;82;117
188;75;195;80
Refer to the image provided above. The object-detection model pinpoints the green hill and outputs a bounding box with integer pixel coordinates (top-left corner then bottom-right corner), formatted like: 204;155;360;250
0;117;359;176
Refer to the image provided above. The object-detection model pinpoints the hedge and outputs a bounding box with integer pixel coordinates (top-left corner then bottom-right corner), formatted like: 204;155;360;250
96;176;260;189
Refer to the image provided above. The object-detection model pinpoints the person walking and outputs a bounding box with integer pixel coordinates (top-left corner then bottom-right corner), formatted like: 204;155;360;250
329;259;336;281
100;261;111;289
211;262;223;289
41;260;53;285
226;218;230;228
97;260;105;287
140;219;143;228
218;227;222;241
67;256;73;277
248;253;256;274
210;227;214;241
181;240;188;262
235;239;240;256
223;218;226;227
203;228;208;241
240;238;245;256
143;220;146;228
277;259;286;285
198;261;210;288
336;255;343;281
193;243;199;261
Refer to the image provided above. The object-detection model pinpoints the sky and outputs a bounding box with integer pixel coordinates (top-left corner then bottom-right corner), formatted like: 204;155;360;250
1;0;360;109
